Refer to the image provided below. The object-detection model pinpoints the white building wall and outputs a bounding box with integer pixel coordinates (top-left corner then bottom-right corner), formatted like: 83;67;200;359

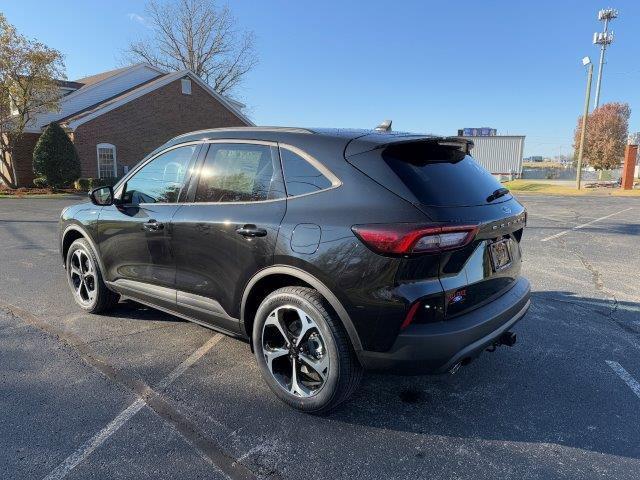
462;135;525;176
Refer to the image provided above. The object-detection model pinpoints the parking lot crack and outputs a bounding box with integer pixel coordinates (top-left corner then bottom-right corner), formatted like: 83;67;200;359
553;237;618;319
0;299;259;480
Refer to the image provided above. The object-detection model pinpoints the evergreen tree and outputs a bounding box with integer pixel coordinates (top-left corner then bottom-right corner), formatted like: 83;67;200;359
32;122;81;188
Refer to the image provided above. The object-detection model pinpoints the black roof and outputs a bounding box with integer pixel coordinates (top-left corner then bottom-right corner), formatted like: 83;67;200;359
168;126;438;145
155;126;470;161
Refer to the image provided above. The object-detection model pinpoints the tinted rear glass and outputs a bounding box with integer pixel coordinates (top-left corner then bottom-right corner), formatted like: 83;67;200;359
382;142;510;207
281;148;332;196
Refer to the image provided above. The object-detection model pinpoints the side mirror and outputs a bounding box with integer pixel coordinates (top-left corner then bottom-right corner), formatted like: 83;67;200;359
89;185;114;206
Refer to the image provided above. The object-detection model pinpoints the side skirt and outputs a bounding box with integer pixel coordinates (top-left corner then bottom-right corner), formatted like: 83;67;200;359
105;280;248;342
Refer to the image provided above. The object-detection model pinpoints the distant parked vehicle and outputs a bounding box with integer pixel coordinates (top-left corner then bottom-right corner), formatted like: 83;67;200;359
59;127;531;413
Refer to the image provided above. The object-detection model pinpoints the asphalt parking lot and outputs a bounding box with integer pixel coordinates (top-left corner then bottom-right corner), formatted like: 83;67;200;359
1;194;640;480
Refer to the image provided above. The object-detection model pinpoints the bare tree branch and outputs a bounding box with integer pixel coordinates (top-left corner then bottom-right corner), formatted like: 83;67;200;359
125;0;257;97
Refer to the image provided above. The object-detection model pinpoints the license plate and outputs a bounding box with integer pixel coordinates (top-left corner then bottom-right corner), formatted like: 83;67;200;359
489;239;512;271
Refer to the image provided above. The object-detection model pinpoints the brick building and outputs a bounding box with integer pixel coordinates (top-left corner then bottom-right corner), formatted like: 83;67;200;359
1;63;252;187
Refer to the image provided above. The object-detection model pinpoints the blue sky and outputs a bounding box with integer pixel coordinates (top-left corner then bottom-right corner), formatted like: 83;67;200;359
1;0;638;157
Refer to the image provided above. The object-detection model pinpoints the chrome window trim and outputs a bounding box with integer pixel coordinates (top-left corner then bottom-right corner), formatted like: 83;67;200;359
168;197;287;207
123;139;342;206
278;143;342;191
200;138;278;147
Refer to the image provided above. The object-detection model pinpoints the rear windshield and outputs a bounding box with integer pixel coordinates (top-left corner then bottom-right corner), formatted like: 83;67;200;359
382;142;510;207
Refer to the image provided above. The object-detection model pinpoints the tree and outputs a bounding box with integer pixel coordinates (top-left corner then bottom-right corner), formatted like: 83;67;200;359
32;122;80;188
0;13;65;187
126;0;257;96
573;102;631;171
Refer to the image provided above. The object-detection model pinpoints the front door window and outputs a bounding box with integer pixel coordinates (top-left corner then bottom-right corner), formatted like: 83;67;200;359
122;145;197;204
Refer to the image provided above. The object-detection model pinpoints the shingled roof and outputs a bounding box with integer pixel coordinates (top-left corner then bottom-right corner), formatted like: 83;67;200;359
73;65;134;87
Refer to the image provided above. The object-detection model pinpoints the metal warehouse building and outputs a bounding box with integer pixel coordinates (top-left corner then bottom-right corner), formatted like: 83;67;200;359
461;135;526;178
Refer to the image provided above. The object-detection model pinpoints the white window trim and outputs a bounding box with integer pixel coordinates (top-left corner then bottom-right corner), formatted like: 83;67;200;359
97;143;117;178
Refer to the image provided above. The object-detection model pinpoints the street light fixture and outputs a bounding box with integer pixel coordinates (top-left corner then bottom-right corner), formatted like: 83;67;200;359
576;56;593;190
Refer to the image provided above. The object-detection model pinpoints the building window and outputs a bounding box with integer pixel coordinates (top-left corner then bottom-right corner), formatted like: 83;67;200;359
181;78;192;95
97;143;117;179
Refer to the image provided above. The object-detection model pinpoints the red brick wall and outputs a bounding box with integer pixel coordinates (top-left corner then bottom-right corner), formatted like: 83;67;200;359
2;133;41;187
73;78;249;178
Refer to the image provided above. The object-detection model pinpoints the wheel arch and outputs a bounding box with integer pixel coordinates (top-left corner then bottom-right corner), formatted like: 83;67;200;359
241;266;363;352
61;224;107;276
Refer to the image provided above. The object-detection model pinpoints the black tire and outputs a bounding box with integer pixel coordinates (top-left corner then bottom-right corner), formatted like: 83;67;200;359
66;238;119;313
252;286;363;414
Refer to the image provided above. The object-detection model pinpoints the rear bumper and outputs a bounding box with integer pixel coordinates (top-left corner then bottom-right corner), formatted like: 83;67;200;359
357;277;531;374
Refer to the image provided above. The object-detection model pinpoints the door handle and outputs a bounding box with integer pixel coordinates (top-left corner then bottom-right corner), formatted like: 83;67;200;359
236;224;267;238
143;220;164;231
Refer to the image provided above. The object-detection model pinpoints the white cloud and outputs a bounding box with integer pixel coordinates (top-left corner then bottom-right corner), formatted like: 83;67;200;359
127;13;150;28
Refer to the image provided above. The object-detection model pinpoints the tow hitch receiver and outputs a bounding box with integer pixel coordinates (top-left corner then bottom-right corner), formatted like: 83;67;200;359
486;331;517;352
450;331;518;374
499;331;517;347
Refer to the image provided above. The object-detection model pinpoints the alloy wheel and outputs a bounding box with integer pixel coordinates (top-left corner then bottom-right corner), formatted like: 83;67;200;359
261;305;330;397
69;249;97;306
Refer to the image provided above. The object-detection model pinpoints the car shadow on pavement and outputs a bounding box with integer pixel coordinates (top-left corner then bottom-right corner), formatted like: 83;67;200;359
101;299;186;323
329;291;640;460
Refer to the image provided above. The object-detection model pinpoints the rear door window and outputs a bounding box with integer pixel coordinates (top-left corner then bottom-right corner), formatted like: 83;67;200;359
379;142;510;207
194;143;285;202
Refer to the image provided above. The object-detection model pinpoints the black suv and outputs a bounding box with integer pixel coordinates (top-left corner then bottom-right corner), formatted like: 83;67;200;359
59;127;530;413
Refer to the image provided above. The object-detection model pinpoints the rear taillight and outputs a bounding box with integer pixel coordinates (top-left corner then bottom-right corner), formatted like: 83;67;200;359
351;223;478;256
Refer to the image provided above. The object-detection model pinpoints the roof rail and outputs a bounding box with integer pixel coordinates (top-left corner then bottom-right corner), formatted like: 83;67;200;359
173;126;314;140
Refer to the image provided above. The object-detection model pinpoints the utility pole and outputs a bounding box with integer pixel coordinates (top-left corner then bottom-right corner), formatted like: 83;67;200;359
577;57;594;190
593;8;618;109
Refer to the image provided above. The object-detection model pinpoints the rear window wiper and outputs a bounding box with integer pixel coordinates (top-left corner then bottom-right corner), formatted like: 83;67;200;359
486;187;510;203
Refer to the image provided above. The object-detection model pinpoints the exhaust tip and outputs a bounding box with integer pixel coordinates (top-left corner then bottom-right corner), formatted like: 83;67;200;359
449;362;462;375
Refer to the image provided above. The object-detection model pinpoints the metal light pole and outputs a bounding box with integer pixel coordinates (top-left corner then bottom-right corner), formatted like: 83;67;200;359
593;8;617;109
577;57;594;190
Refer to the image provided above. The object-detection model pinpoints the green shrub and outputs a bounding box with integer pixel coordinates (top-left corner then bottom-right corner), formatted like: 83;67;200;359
74;178;91;191
32;177;48;188
74;176;120;191
32;122;81;188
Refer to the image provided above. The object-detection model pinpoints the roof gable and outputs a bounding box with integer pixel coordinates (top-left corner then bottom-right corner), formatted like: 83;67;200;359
63;70;253;129
25;64;166;132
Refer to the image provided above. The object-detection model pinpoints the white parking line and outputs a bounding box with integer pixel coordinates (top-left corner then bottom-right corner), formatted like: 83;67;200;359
540;207;633;242
43;333;224;480
606;360;640;400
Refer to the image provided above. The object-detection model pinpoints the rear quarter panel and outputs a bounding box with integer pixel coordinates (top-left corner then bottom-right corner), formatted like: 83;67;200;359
275;161;440;352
